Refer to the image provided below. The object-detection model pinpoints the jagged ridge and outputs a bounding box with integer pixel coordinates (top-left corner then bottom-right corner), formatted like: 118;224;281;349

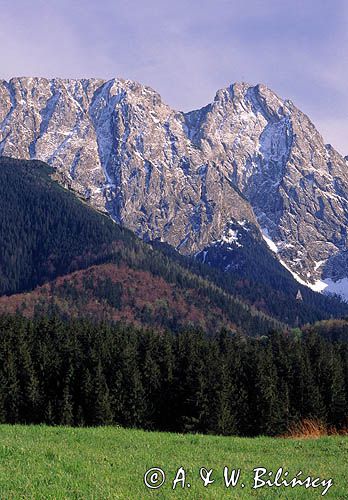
1;77;348;296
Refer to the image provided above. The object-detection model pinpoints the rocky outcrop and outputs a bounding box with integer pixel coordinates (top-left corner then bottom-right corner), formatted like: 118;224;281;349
1;77;348;290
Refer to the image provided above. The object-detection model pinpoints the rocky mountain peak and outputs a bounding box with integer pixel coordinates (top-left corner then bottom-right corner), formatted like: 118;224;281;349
1;76;348;297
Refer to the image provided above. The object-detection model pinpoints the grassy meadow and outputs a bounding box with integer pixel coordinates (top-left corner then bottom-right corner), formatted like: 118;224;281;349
0;425;346;499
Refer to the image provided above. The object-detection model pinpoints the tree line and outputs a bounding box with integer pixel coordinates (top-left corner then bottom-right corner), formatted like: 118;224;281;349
0;314;346;436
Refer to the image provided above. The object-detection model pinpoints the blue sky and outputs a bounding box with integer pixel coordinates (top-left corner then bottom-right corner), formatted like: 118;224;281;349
1;0;347;154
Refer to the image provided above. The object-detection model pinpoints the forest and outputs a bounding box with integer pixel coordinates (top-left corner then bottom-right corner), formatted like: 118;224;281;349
0;314;346;437
0;157;348;438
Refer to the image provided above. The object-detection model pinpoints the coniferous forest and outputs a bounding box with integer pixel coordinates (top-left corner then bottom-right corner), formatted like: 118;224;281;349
0;314;346;436
0;157;347;437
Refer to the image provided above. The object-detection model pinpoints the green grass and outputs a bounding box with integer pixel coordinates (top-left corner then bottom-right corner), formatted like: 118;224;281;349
0;425;346;499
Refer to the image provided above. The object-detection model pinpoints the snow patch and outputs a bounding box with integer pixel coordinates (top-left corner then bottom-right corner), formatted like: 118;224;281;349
261;228;278;253
237;219;250;231
260;228;333;294
276;258;348;300
221;228;242;247
314;260;326;271
277;258;327;292
319;278;348;301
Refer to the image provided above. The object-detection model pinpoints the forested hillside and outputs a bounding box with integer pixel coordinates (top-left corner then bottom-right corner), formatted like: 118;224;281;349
0;157;279;335
0;263;240;333
1;156;348;330
153;237;348;325
0;157;132;295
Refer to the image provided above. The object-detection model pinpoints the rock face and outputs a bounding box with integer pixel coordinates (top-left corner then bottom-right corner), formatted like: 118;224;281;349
1;77;348;290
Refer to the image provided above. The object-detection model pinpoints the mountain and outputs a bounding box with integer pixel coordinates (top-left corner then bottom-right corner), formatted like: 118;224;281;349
0;157;286;335
1;77;348;297
1;157;347;330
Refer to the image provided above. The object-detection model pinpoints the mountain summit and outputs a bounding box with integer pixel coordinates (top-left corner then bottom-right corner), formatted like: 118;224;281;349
1;77;348;297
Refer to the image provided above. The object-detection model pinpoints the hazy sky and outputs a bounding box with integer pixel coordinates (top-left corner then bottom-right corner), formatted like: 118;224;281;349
1;0;347;154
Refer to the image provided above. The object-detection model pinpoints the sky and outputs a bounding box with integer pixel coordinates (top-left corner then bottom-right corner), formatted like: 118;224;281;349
0;0;347;154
